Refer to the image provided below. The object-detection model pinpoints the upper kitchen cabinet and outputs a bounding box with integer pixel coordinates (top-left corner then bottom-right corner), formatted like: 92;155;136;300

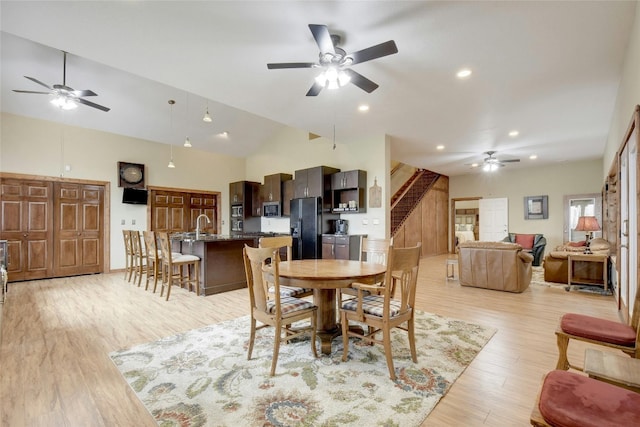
282;179;294;216
332;170;367;190
229;181;261;234
331;170;367;213
294;166;340;200
261;173;293;203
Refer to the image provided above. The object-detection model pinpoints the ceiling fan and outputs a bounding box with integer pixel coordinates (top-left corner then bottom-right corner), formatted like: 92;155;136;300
13;51;110;112
267;24;398;96
470;151;520;171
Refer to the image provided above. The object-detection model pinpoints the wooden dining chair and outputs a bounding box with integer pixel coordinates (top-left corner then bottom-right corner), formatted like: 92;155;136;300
259;236;313;298
555;284;640;371
339;237;393;313
156;232;201;301
122;230;134;282
243;245;318;376
340;243;421;380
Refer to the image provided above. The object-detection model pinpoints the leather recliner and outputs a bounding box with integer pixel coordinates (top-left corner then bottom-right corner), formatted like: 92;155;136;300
458;241;533;293
502;233;546;266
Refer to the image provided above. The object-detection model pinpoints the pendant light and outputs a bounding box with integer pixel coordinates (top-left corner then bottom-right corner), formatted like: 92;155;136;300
184;95;192;147
168;100;176;168
203;101;212;123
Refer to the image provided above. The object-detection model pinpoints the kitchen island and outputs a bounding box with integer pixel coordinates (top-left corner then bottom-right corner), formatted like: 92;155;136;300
171;233;285;296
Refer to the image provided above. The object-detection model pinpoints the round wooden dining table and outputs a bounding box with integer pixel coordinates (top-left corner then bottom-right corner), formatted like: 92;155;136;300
276;259;386;355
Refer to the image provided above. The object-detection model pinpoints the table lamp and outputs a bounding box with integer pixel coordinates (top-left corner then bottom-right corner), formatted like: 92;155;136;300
574;216;600;254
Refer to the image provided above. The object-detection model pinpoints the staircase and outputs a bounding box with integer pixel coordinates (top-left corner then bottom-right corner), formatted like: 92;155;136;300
391;169;441;235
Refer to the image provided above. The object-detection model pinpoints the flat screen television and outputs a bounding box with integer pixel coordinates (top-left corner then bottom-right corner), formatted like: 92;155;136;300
122;188;148;205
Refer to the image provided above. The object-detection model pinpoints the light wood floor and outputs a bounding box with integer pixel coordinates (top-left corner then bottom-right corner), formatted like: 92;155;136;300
0;255;621;426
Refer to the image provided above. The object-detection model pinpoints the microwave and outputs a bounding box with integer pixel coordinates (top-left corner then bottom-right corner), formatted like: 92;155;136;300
231;204;243;218
263;201;281;217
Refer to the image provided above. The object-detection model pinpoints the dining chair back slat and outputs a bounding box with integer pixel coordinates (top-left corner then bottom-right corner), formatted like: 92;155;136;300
122;230;134;282
259;236;313;298
142;230;160;292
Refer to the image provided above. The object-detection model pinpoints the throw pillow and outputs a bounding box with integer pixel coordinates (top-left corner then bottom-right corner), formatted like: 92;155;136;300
514;234;535;249
567;241;586;247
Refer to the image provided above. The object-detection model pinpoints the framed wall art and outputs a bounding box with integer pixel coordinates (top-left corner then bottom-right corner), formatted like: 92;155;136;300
524;195;548;220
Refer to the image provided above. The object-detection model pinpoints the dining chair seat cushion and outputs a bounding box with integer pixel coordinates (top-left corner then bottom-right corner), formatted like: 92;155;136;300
538;370;640;427
269;286;313;298
341;295;401;317
560;313;636;346
171;254;200;263
267;296;316;315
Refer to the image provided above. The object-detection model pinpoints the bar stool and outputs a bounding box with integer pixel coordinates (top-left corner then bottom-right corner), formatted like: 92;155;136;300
130;230;147;287
157;232;200;301
122;230;134;282
142;230;160;292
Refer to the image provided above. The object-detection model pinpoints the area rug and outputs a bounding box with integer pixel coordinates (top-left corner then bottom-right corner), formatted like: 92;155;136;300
109;310;496;427
531;267;612;296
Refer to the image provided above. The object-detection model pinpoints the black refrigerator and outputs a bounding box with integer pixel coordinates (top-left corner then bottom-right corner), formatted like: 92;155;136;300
290;197;338;259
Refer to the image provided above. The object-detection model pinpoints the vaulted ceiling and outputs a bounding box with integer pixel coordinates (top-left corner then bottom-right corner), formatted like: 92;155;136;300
1;1;636;176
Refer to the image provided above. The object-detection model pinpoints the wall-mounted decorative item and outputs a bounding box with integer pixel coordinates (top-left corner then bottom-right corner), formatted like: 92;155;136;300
524;195;548;220
118;161;145;189
369;177;382;208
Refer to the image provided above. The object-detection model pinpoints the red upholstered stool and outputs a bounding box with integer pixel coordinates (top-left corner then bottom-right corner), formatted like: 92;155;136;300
531;370;640;427
555;313;638;371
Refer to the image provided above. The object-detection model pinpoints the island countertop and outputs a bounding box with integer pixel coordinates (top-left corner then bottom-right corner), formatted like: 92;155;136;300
170;233;289;295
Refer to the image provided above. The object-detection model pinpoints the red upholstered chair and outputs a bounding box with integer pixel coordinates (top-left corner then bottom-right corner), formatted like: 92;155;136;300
530;370;640;427
555;286;640;371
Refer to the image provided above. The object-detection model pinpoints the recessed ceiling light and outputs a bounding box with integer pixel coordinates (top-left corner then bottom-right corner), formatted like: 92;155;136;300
509;130;519;137
436;145;445;150
358;104;369;112
456;68;472;79
218;131;229;138
529;154;538;160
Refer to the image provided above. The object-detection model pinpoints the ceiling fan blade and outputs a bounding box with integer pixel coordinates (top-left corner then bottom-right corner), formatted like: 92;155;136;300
499;159;520;163
72;90;98;97
267;62;316;69
13;90;51;95
348;40;398;65
306;81;324;97
76;97;110;112
343;69;379;93
309;24;335;54
24;76;52;90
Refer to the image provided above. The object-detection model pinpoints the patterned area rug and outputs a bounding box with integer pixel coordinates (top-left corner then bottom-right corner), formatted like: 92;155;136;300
109;310;496;427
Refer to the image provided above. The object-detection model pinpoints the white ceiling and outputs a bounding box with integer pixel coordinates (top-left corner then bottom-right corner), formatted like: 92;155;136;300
1;1;636;176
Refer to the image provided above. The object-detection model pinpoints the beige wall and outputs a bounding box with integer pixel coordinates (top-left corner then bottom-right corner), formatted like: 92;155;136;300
603;1;640;175
449;159;603;250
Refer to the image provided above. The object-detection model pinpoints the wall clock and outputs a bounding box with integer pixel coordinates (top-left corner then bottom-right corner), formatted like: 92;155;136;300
118;162;145;188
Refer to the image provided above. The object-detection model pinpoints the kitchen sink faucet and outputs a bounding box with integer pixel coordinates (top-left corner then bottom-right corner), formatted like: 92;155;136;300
196;214;211;240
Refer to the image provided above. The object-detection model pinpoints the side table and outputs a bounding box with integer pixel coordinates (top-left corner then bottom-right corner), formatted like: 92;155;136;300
584;348;640;392
568;253;608;292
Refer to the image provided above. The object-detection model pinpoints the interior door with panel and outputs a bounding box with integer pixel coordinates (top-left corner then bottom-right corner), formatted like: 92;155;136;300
479;198;508;241
53;183;104;277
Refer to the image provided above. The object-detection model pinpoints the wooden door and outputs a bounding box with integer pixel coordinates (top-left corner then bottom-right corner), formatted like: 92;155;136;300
152;191;187;233
53;183;104;277
189;193;217;234
0;179;53;281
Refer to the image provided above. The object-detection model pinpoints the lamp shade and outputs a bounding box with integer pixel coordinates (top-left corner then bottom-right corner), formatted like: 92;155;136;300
575;216;600;232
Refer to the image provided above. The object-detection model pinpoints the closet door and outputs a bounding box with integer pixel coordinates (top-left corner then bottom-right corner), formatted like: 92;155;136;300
0;179;53;281
53;183;104;277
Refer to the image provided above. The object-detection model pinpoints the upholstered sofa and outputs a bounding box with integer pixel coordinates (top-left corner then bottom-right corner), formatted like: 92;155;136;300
543;238;611;284
458;241;533;293
502;233;546;266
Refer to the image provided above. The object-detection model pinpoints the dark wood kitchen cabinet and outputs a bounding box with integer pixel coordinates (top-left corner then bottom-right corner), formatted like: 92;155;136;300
294;166;340;212
282;179;294;216
229;181;260;233
331;169;367;213
321;234;361;260
261;173;292;204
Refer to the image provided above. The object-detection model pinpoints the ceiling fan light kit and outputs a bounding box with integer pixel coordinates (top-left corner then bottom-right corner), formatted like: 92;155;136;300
13;51;110;112
267;24;398;96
